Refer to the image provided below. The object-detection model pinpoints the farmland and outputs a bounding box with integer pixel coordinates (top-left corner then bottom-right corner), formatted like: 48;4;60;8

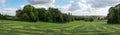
0;20;120;35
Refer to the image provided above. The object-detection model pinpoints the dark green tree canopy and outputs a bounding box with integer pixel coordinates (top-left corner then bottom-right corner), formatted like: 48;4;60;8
0;14;6;19
16;5;73;23
107;4;120;24
16;5;38;22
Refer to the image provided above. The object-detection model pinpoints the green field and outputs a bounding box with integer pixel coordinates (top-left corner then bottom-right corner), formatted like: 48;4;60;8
0;20;120;35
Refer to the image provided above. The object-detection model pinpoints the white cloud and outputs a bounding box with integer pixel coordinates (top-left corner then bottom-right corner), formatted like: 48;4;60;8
0;8;17;16
70;7;109;16
19;5;25;10
85;0;120;8
58;4;71;13
69;1;74;3
0;0;5;4
27;0;55;5
58;0;120;16
68;2;81;11
33;5;47;8
27;0;55;9
68;1;89;11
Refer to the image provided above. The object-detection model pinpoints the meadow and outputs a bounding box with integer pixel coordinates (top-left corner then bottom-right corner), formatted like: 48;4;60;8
0;20;120;35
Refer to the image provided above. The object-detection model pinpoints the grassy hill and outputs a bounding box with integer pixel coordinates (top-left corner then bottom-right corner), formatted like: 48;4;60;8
0;20;120;35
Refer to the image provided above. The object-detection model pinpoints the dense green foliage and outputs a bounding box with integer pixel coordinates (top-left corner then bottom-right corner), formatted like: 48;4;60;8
16;5;73;23
16;5;38;22
107;4;120;24
0;14;7;20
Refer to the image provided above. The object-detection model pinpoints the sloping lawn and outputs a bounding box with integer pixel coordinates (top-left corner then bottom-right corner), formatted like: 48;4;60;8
0;20;120;35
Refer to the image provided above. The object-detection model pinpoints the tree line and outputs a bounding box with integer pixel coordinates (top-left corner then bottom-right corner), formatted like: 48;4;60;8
73;16;106;22
16;5;73;23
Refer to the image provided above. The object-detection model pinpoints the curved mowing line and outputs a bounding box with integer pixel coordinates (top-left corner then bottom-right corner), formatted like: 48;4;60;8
57;25;84;35
93;24;103;31
62;25;80;31
7;29;45;35
47;24;74;29
67;25;85;33
112;26;120;30
97;25;112;32
105;25;120;32
69;24;103;35
36;24;63;29
60;24;76;28
60;24;77;30
71;25;84;31
77;24;89;31
82;24;100;32
71;25;83;31
110;26;120;34
106;26;120;32
94;24;109;32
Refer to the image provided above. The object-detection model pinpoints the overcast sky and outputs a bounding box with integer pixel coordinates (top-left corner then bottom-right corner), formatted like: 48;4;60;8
0;0;120;16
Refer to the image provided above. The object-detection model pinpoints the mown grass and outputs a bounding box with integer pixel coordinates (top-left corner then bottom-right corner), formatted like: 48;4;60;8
0;20;120;35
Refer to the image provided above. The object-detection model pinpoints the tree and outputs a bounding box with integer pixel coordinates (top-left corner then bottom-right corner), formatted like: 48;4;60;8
16;5;38;22
46;7;73;23
16;10;23;20
46;7;64;22
107;4;120;24
89;18;94;22
0;14;6;19
37;8;47;21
